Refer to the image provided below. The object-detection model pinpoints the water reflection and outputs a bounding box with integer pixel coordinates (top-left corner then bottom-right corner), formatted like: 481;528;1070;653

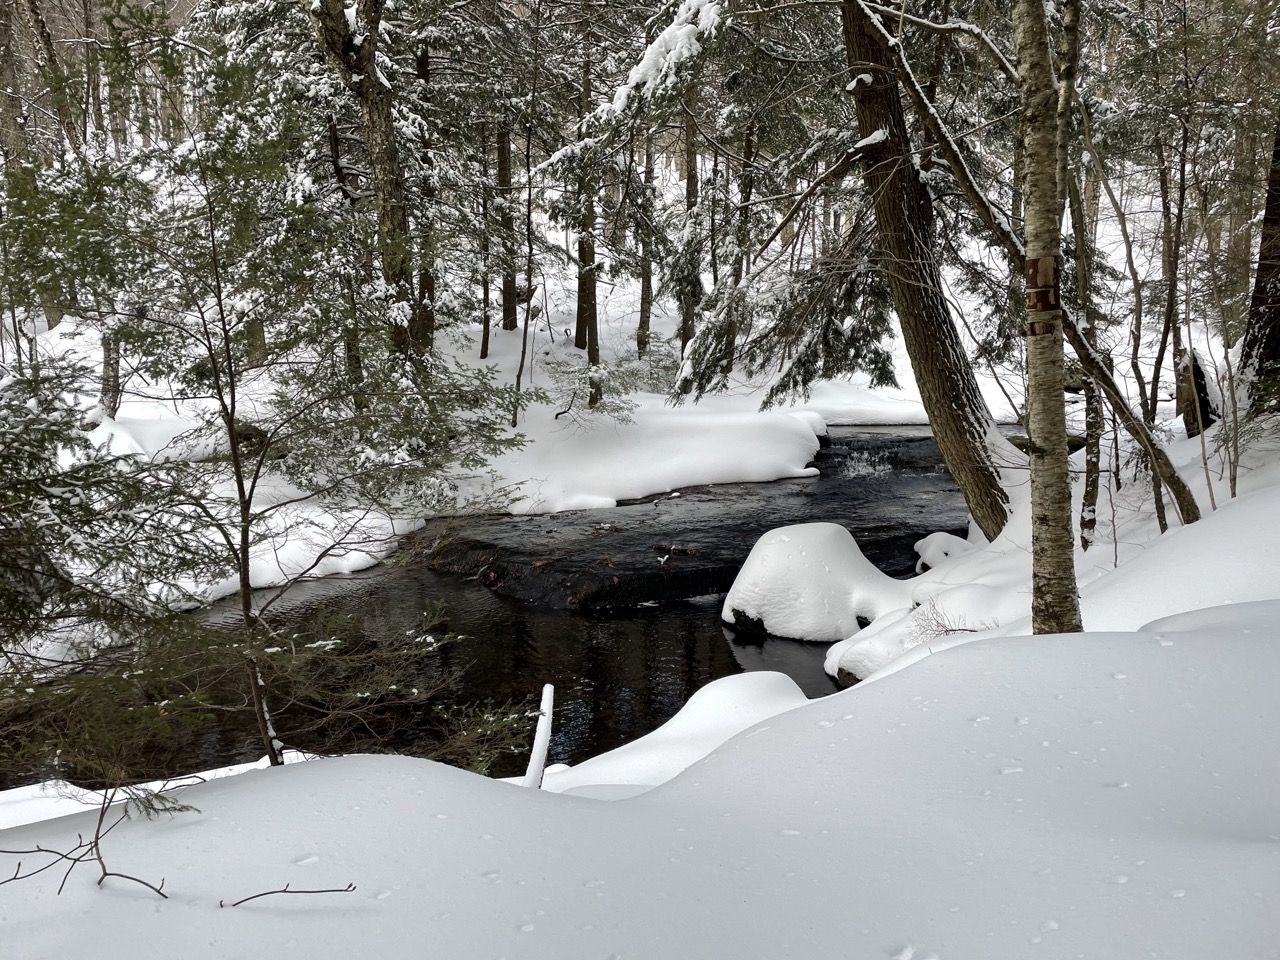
356;569;834;770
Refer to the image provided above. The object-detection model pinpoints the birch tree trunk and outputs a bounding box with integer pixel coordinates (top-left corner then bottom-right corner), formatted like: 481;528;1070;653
1012;0;1082;632
841;0;1011;542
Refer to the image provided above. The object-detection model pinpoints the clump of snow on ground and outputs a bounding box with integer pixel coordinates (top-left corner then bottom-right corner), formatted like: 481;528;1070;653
721;522;913;640
913;530;975;572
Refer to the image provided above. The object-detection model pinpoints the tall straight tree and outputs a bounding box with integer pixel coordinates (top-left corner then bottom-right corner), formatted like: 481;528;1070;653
1242;118;1280;411
1011;0;1082;632
573;0;602;405
305;0;433;353
841;0;1011;542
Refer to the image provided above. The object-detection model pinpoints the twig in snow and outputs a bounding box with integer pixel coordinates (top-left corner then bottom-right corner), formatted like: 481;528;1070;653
220;881;357;907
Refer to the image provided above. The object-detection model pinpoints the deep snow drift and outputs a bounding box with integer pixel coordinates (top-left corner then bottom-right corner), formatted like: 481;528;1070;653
2;603;1277;960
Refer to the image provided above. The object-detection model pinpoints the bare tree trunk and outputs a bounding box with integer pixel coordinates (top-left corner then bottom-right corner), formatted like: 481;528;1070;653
1013;0;1081;632
479;122;493;360
575;185;595;352
0;0;21;165
98;331;122;418
1242;119;1280;411
1154;136;1201;437
1223;130;1260;348
327;115;369;412
413;45;439;347
578;183;601;404
841;0;1011;542
497;124;519;332
306;0;429;353
721;118;756;375
575;6;601;405
637;133;654;359
18;0;84;160
680;91;699;352
1068;178;1102;551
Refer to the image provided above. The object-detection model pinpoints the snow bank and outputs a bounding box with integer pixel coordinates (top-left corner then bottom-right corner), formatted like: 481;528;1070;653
721;522;914;641
541;672;807;796
3;609;1275;960
1075;480;1280;631
478;399;822;513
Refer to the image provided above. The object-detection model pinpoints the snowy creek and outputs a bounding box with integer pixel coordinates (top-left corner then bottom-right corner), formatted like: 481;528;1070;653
198;426;968;778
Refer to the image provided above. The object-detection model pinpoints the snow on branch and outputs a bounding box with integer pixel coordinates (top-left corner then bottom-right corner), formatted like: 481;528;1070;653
852;0;1023;262
597;0;726;121
864;1;1018;83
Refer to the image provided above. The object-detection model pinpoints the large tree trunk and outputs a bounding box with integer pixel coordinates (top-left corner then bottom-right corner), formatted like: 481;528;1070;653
637;134;654;359
1012;0;1082;632
1242;119;1280;412
721;118;756;375
306;0;429;353
841;0;1010;543
327;114;369;412
680;90;700;353
575;9;601;405
0;0;20;165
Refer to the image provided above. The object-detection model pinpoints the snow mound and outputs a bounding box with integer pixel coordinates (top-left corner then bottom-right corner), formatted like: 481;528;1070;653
484;402;822;513
913;530;974;572
541;672;806;796
722;522;914;641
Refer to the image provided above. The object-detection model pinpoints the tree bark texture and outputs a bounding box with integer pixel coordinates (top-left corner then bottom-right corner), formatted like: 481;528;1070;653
1012;0;1082;632
1068;178;1101;550
680;92;700;352
305;0;430;353
721;118;756;375
575;10;601;405
1242;120;1280;411
497;125;519;332
841;0;1010;542
637;135;654;358
0;0;25;163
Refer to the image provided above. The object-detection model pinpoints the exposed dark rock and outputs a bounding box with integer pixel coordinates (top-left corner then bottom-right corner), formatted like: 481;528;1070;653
404;427;969;610
728;608;767;635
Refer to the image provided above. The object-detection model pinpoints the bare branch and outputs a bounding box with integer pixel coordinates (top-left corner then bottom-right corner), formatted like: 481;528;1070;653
220;882;357;908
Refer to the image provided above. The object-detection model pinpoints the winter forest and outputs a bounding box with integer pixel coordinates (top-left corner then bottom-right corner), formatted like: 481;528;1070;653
2;0;1279;954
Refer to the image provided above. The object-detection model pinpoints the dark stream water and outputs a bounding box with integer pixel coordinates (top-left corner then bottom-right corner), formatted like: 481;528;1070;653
2;428;966;789
194;426;968;778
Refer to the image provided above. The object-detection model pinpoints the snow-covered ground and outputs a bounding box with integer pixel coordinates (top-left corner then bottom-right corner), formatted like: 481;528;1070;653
4;270;1278;957
2;602;1276;959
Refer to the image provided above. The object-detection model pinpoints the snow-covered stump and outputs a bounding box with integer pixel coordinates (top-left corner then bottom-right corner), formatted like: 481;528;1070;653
720;523;913;642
